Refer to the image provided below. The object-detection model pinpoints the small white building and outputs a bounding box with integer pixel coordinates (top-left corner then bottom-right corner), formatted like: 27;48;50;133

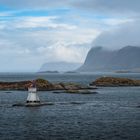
26;87;40;106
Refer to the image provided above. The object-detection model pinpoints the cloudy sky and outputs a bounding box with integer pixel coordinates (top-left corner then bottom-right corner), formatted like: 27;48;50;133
0;0;140;72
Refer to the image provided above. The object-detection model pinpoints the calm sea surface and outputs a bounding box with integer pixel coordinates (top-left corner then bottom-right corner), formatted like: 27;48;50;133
0;72;140;140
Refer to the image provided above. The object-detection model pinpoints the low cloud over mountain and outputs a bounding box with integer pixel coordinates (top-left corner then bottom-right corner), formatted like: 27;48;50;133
40;61;81;72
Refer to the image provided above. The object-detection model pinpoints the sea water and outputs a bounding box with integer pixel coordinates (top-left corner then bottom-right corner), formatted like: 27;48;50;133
0;72;140;140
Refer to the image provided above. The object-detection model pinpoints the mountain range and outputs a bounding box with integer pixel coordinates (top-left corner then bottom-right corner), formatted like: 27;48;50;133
78;46;140;72
39;61;81;72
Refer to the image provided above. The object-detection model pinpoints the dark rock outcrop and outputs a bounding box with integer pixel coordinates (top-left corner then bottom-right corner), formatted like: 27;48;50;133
90;77;140;87
36;79;54;91
0;78;91;91
65;89;98;94
12;102;54;107
0;81;31;90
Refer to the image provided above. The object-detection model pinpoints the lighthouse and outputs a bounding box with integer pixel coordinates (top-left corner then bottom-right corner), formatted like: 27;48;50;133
26;80;40;106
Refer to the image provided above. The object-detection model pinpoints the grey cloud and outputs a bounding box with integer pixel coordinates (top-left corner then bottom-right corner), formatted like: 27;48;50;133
71;0;140;16
1;0;140;16
93;20;140;49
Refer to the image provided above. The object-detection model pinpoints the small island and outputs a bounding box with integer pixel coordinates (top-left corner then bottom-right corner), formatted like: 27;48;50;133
0;78;95;94
90;77;140;87
38;71;59;74
64;71;78;74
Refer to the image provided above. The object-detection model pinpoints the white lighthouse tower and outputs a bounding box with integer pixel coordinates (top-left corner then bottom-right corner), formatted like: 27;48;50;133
26;80;40;106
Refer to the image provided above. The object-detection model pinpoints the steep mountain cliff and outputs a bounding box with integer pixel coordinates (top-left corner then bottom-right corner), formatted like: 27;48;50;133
78;46;140;72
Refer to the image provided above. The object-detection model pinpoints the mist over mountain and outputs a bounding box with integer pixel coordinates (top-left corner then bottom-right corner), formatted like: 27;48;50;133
39;61;81;72
78;46;140;72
